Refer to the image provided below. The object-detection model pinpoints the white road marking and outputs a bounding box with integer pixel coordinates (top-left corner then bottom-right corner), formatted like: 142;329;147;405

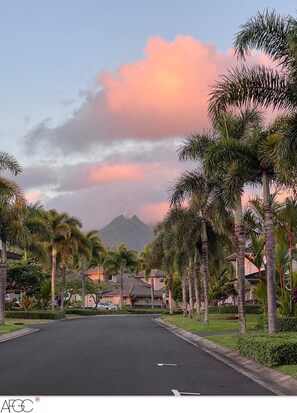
171;389;201;396
157;363;178;366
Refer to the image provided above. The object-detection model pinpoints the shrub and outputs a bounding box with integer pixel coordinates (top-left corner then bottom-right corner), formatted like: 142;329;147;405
5;311;65;320
65;308;182;316
277;317;297;332
19;296;37;311
237;333;297;367
208;305;262;314
255;316;297;332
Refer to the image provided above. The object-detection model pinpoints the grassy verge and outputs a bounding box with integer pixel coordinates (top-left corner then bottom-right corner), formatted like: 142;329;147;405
205;334;238;349
5;318;54;324
0;324;24;335
276;365;297;378
162;313;259;333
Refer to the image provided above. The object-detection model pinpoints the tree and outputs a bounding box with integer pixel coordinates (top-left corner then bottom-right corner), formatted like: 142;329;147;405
75;230;106;309
170;169;232;324
45;209;82;310
0;152;23;325
208;10;297;119
103;244;138;309
176;110;262;332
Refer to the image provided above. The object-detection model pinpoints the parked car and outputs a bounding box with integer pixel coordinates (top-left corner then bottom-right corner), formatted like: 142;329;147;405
93;302;117;310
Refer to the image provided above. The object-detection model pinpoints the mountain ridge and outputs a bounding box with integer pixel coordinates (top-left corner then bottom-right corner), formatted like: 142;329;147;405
99;215;154;252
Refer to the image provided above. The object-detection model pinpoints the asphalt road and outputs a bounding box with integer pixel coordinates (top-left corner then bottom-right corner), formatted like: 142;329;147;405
0;315;272;395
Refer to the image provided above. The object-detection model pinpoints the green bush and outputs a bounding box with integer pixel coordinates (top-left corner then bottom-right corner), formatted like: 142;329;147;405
208;305;262;314
237;333;297;367
65;308;182;316
255;316;297;332
277;317;297;332
5;311;65;320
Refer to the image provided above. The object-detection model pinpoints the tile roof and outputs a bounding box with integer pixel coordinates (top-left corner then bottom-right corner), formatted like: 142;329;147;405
103;273;165;298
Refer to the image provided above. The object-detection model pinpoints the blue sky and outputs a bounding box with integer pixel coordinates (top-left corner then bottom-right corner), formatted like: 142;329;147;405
0;1;295;228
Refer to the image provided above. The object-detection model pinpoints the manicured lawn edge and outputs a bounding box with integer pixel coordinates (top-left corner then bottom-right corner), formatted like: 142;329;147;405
0;325;24;335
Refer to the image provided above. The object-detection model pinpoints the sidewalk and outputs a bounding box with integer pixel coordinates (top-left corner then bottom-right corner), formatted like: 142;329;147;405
154;317;297;396
0;327;39;343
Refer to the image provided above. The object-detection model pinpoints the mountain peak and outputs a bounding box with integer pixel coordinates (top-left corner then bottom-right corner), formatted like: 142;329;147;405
99;215;154;252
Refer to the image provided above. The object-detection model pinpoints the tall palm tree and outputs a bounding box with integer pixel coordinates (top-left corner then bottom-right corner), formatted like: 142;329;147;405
57;225;90;311
208;10;297;119
169;169;232;325
45;209;82;310
103;244;138;309
80;230;106;309
0;153;23;325
177;110;262;332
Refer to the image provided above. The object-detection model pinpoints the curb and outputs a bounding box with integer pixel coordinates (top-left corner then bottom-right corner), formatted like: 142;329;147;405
154;318;297;396
0;327;39;343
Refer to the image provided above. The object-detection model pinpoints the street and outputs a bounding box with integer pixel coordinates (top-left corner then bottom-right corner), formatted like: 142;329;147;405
0;315;272;395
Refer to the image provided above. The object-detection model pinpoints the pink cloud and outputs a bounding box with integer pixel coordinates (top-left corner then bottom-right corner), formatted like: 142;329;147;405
25;191;50;205
26;36;271;154
99;36;270;140
137;201;170;224
87;164;145;184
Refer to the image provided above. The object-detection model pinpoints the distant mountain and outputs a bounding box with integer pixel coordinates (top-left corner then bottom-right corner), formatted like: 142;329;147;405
99;215;154;252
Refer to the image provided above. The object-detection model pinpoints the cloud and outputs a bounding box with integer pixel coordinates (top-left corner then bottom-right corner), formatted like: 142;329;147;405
25;35;269;155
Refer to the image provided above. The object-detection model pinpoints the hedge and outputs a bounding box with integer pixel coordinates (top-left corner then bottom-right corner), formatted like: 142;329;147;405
237;333;297;367
5;311;65;320
256;316;297;332
277;317;297;332
65;308;182;316
208;305;262;314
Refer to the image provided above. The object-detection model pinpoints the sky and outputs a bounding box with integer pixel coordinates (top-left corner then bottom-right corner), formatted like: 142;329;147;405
1;0;296;229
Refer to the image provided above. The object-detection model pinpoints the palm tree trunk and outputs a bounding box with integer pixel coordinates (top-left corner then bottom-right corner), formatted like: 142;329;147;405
194;247;201;321
168;272;173;315
119;269;124;310
289;228;294;314
82;269;85;309
51;244;57;311
181;268;187;317
188;257;194;318
151;274;154;309
60;272;65;312
235;197;246;334
0;240;7;325
201;220;209;325
263;171;277;334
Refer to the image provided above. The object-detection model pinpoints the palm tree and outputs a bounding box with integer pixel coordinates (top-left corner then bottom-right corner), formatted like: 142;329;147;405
57;225;90;311
72;230;106;309
45;209;82;310
103;244;138;309
0;153;23;325
169;168;232;325
208;10;297;119
177;110;263;332
148;230;175;314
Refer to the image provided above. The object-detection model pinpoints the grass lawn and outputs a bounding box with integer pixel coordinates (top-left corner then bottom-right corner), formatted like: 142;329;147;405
0;324;24;335
4;318;54;325
65;314;82;318
205;334;238;349
162;313;259;333
276;365;297;378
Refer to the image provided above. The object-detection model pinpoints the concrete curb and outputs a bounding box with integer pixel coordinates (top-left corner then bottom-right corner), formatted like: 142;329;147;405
154;317;297;396
0;327;39;343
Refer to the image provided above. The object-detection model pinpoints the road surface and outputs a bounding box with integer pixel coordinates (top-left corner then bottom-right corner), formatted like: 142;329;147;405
0;315;272;395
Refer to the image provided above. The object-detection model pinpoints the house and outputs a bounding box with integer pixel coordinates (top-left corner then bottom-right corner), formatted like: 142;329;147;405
101;271;167;308
225;250;265;304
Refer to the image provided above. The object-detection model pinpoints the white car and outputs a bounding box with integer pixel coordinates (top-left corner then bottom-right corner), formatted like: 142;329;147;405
93;302;117;310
